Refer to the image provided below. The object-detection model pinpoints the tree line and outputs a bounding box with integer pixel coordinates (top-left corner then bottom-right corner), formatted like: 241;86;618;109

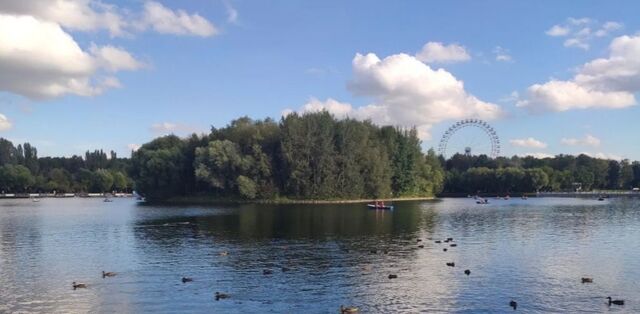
4;112;639;199
442;153;640;194
0;138;132;194
131;112;445;201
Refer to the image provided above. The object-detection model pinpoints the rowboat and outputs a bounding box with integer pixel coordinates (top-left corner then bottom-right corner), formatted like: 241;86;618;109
367;204;394;210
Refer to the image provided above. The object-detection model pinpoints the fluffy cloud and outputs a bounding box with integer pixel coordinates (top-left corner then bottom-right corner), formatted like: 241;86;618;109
224;0;238;24
0;1;216;100
545;18;622;50
127;143;141;152
284;52;503;139
0;113;12;131
493;46;513;62
580;152;623;160
415;42;471;63
0;0;218;38
0;0;127;37
522;152;554;159
561;134;601;147
140;1;217;37
0;14;143;99
509;137;547;149
518;34;640;112
90;44;145;72
150;122;201;135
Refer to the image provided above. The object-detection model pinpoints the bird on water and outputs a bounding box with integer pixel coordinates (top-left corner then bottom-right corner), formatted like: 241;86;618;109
509;300;517;310
102;271;116;278
607;297;624;306
181;277;193;283
72;282;87;290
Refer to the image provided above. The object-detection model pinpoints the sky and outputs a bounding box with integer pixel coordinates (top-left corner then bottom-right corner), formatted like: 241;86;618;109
1;1;640;160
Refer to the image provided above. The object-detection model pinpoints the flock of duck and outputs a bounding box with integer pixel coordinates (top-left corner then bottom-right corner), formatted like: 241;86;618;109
70;238;626;312
344;235;625;312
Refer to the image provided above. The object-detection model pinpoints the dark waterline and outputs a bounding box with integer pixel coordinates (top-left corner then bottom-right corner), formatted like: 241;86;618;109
1;198;638;313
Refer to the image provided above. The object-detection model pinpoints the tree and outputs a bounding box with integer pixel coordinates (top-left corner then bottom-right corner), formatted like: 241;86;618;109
92;169;114;192
130;135;188;200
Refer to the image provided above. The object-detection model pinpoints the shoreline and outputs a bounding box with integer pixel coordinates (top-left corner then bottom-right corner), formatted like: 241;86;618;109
148;196;436;205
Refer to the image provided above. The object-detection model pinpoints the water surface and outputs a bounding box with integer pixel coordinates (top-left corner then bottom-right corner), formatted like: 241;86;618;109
1;197;638;313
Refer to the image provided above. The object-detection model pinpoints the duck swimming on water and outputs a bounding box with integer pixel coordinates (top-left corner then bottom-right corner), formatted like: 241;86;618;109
340;305;359;313
72;282;87;290
102;271;116;278
607;297;624;306
581;277;593;283
181;277;193;283
215;292;230;300
509;300;517;310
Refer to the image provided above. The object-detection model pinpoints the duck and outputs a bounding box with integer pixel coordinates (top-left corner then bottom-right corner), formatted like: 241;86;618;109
581;277;593;283
215;292;230;301
443;248;448;252
446;237;453;241
418;245;424;248
416;239;422;242
263;269;273;275
219;251;229;256
606;297;624;306
72;282;87;290
388;274;398;279
464;269;471;276
509;300;517;310
446;262;455;267
181;277;193;283
435;240;442;244
102;271;116;278
370;250;377;254
450;244;457;247
340;305;359;313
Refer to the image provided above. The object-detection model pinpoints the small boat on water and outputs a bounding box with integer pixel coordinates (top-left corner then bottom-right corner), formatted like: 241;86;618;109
367;202;394;210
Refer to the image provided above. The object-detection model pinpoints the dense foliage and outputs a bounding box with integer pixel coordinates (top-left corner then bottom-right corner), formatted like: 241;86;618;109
132;112;445;201
5;112;639;199
442;153;640;194
0;138;132;193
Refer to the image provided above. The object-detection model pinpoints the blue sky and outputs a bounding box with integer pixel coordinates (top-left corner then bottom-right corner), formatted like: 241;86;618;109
1;1;639;160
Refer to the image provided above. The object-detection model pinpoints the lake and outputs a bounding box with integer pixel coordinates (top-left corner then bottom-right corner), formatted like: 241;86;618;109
0;197;638;313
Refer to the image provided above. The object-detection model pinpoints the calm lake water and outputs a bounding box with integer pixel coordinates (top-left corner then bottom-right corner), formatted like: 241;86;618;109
1;197;639;313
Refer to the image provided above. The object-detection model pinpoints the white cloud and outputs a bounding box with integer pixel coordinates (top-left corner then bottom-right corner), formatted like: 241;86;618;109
224;0;238;24
579;152;623;160
0;1;218;38
561;134;601;147
518;34;640;112
0;113;12;131
284;52;504;139
0;14;144;99
141;1;217;37
493;46;513;62
522;152;554;159
0;0;127;37
0;1;216;100
509;137;547;149
90;44;145;72
415;42;471;64
546;25;570;37
546;18;623;50
150;122;201;135
127;143;141;151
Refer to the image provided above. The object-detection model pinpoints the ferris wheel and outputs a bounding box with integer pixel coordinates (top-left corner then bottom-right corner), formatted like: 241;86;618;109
438;119;500;158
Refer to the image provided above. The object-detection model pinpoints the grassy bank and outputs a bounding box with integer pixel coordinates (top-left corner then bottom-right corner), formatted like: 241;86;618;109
148;195;436;205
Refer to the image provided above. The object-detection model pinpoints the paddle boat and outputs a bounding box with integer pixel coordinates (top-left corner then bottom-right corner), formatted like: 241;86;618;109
367;201;394;210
